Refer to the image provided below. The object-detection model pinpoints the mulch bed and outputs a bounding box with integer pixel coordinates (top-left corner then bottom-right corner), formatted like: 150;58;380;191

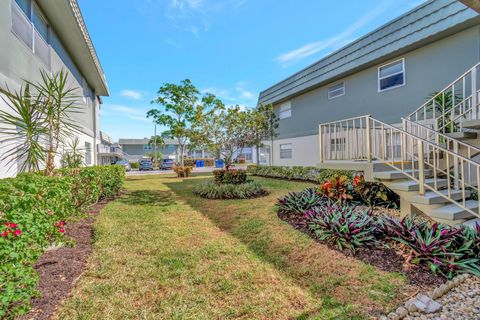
278;211;445;293
19;196;118;320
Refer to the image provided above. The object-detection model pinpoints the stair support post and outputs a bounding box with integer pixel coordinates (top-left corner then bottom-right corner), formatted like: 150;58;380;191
472;65;478;120
319;124;323;163
366;116;372;162
418;140;425;196
453;141;459;190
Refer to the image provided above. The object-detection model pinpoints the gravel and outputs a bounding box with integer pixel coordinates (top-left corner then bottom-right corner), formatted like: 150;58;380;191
404;276;480;320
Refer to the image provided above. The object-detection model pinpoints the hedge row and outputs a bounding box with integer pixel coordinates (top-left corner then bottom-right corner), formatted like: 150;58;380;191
247;165;354;183
0;165;125;318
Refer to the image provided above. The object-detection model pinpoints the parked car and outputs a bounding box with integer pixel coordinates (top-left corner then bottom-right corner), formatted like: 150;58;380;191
115;159;131;172
139;159;154;171
161;159;175;170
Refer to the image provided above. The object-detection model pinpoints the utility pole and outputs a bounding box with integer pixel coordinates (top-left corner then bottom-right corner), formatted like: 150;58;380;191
154;123;157;168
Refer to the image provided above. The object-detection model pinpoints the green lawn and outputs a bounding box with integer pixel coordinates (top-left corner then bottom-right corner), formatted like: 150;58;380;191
57;173;407;319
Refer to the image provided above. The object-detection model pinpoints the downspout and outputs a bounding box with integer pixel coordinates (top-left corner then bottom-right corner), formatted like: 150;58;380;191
93;95;99;165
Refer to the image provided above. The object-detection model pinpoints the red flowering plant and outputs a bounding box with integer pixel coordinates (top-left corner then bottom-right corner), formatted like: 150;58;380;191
1;222;22;239
318;175;353;205
54;220;66;233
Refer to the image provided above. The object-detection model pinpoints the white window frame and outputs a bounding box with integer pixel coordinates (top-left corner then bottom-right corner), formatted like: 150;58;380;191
279;143;292;159
378;58;405;92
279;101;292;119
328;82;345;100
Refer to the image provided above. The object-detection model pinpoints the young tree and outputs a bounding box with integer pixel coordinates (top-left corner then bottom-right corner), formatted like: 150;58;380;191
197;104;252;170
34;70;81;175
60;136;84;168
253;104;278;165
0;84;47;172
147;79;200;168
0;70;81;175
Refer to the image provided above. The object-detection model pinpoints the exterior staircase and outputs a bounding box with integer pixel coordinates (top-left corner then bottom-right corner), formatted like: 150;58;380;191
318;63;480;228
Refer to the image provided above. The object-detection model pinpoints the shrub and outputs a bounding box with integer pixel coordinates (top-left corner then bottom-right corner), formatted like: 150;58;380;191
194;181;266;199
318;176;353;205
353;175;399;208
0;166;125;318
174;166;192;177
247;165;353;183
381;216;480;278
183;159;195;167
306;201;383;253
130;162;139;169
277;188;323;215
213;169;247;185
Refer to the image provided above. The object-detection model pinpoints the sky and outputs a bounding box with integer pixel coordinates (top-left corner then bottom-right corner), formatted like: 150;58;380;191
78;0;427;141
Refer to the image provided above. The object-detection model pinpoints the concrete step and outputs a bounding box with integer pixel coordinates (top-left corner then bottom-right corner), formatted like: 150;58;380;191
462;120;480;129
445;131;477;140
373;169;432;180
387;178;448;192
463;218;480;229
427;200;478;221
409;189;468;205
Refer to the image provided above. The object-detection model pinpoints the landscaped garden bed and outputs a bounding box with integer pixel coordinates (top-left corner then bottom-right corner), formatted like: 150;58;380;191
276;173;480;282
1;166;125;319
194;169;268;199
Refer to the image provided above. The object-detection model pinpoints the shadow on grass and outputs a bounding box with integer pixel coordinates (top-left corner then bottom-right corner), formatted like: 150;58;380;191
119;190;176;207
163;176;405;319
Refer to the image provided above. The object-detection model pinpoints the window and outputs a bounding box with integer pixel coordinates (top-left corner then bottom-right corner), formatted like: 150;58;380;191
15;0;30;17
143;144;152;151
280;143;292;159
50;30;83;84
85;142;92;165
328;82;345;99
378;59;405;92
11;0;50;68
279;101;291;119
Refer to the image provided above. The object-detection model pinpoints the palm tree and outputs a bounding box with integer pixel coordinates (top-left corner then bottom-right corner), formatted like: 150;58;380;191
0;84;47;172
0;69;81;175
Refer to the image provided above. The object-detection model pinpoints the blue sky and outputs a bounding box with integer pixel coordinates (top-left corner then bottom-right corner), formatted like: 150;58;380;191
78;0;426;141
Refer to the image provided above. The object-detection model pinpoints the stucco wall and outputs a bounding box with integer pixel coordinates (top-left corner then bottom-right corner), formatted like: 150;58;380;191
275;26;480;140
0;0;99;177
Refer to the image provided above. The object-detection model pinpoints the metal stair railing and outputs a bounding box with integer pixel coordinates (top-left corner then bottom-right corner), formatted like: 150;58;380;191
406;63;480;134
402;118;480;162
319;115;480;219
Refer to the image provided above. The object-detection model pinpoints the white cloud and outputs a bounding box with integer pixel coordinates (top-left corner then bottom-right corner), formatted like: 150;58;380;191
120;90;142;100
167;0;246;34
276;0;395;66
102;104;151;123
201;81;256;103
235;82;255;100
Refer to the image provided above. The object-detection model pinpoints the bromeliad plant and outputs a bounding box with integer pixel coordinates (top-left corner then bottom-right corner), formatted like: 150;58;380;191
381;216;480;278
305;201;383;253
277;187;324;216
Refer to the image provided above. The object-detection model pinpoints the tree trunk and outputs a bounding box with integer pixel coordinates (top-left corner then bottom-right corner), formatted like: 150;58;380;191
180;145;184;167
45;146;56;176
255;145;260;165
270;137;274;166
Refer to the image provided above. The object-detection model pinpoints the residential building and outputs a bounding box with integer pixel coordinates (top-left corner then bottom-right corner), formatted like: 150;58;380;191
97;131;125;165
257;0;480;167
119;138;181;162
0;0;109;178
118;137;214;163
257;0;480;227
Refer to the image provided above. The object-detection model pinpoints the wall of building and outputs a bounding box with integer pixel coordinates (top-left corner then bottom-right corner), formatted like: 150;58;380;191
275;26;480;140
0;0;98;178
121;144;179;161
